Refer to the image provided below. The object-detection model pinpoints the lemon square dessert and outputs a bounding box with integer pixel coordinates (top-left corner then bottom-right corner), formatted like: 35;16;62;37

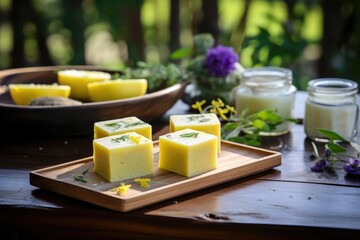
93;132;153;182
158;129;217;177
170;113;221;153
94;116;152;139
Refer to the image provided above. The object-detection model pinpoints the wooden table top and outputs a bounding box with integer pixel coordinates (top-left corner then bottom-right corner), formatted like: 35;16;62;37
0;92;359;240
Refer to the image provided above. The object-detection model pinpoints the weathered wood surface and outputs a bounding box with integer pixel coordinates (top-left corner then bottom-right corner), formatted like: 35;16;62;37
1;93;360;240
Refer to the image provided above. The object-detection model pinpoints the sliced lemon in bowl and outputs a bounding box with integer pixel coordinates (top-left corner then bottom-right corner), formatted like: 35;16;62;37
57;69;111;101
87;79;148;102
9;84;71;105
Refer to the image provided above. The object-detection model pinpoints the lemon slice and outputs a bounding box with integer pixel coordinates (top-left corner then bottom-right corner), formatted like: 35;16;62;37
87;79;148;102
58;70;111;101
9;84;71;105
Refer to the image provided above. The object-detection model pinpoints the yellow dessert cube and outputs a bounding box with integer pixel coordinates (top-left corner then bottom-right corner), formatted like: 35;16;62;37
94;117;152;139
158;129;217;177
170;113;221;153
93;132;153;182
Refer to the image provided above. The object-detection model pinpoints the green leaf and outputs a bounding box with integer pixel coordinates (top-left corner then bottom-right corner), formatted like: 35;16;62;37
223;122;240;131
170;47;193;60
179;132;199;138
239;108;249;118
244;140;261;147
285;118;298;123
74;175;87;183
252;119;270;132
243;133;260;141
256;110;282;123
317;128;347;142
82;167;89;175
227;136;261;147
111;135;130;143
258;26;271;37
326;143;346;153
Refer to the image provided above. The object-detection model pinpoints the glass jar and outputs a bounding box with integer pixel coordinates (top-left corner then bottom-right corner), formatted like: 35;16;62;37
235;67;296;136
304;78;358;142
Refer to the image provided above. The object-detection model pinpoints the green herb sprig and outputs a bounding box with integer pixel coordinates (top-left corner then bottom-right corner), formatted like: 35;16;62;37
192;98;296;146
124;121;146;128
74;168;89;183
105;121;127;131
120;61;189;92
180;132;199;138
187;115;206;121
105;121;145;131
310;128;360;175
111;135;130;143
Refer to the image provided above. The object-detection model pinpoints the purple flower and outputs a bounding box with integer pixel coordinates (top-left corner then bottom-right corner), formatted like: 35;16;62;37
325;149;331;156
205;45;239;77
311;159;329;172
343;158;360;175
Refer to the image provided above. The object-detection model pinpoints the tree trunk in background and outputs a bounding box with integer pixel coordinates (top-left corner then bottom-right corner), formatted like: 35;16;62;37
124;0;145;64
25;0;53;66
318;0;343;77
169;0;180;53
198;0;219;42
10;0;26;67
62;0;86;65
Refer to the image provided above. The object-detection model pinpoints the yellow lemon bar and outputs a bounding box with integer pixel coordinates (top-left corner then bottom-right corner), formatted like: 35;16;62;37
94;116;152;139
170;113;221;153
158;129;217;177
57;69;111;101
93;132;153;182
9;84;71;105
88;79;147;102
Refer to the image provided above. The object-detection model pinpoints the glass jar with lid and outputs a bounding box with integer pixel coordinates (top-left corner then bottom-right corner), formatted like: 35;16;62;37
234;67;297;136
304;78;358;142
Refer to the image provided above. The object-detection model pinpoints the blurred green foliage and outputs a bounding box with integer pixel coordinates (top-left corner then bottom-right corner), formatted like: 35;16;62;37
121;61;189;92
0;0;359;90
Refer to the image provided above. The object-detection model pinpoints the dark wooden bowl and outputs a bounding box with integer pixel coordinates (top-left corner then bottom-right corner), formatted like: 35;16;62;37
0;66;185;136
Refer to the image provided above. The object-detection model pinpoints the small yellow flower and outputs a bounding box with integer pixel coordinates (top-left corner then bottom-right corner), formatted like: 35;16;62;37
134;178;151;188
191;100;206;113
217;108;229;120
112;182;131;196
210;108;217;114
226;105;237;114
129;135;142;144
211;98;225;108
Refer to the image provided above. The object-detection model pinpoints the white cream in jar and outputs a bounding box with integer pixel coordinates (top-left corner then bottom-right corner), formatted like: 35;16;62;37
235;67;296;135
304;79;358;141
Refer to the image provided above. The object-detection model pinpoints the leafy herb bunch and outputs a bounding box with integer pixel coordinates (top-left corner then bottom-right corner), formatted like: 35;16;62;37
192;98;288;146
311;129;360;176
120;61;189;92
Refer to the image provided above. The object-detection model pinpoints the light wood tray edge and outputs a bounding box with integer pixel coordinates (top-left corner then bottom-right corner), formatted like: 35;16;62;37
30;140;281;212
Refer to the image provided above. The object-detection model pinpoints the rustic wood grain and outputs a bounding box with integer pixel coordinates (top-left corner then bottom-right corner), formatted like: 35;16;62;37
1;94;360;240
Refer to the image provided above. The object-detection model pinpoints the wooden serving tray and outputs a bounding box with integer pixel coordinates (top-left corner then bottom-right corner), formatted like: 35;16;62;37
30;140;281;212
